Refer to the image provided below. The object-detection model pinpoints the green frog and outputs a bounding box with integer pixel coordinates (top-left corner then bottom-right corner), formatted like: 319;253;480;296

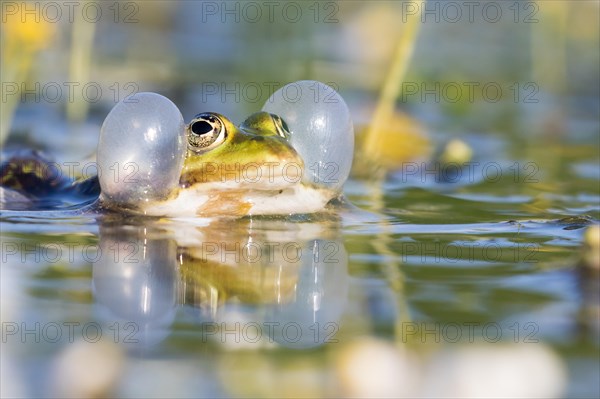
1;112;336;217
3;81;354;216
140;111;336;217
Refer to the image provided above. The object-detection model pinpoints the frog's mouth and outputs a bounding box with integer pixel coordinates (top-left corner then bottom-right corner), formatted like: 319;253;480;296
141;159;334;217
179;157;305;191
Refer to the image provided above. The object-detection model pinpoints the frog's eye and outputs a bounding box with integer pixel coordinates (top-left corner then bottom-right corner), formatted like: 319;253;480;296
187;113;227;152
271;114;290;139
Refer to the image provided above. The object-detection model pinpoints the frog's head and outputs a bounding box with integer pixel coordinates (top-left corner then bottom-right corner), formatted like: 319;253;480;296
180;112;304;190
97;82;353;217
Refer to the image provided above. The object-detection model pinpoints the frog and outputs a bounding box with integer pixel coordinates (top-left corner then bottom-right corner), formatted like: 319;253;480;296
2;81;355;216
130;111;336;217
0;111;336;217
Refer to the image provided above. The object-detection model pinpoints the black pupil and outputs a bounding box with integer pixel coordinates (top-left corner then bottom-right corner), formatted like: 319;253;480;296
191;120;213;135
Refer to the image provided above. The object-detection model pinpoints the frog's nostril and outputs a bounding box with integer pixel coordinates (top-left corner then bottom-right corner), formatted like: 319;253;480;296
191;120;212;135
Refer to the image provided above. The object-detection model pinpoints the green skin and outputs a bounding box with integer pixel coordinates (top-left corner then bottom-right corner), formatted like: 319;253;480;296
180;111;304;187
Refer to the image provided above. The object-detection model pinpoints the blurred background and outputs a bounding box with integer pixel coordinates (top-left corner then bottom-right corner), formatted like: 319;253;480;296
1;1;599;398
3;1;598;152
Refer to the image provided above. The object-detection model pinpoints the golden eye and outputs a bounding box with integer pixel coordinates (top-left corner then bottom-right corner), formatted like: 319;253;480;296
187;113;227;152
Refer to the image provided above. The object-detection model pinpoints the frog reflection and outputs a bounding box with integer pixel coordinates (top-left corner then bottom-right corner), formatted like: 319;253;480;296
92;217;348;349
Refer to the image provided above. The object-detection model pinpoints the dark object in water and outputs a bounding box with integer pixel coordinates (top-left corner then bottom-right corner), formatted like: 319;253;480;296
0;150;99;209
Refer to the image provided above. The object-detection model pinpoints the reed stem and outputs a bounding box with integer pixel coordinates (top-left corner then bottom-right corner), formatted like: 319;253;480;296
363;3;423;158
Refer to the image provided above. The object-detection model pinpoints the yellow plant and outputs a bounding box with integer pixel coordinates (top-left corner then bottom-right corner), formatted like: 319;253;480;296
361;3;429;174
